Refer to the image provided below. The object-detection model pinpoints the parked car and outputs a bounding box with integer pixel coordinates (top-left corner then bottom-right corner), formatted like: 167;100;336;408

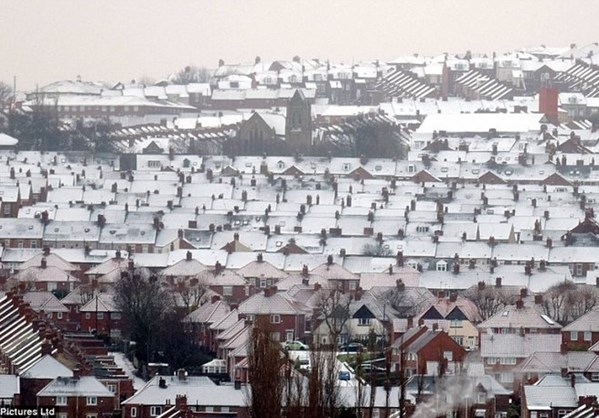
355;363;385;374
339;342;364;353
284;340;309;351
338;370;351;381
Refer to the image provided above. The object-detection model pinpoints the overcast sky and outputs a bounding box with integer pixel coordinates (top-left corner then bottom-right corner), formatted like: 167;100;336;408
1;0;597;90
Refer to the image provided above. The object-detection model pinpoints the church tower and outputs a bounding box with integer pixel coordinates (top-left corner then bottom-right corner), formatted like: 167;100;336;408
285;89;312;153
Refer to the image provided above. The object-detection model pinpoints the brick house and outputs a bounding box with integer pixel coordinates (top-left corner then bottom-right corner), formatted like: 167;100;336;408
478;300;562;386
37;374;116;418
562;309;599;351
392;325;466;376
80;293;123;338
20;354;74;405
122;373;247;418
238;286;306;342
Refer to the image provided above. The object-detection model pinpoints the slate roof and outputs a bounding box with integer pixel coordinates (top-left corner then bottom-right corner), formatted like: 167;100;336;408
37;375;114;397
21;354;74;379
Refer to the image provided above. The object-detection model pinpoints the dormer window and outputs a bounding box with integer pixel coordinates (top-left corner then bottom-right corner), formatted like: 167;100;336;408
342;163;351;171
437;261;447;272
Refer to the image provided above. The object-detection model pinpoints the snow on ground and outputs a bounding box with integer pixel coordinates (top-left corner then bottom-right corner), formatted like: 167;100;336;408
110;351;146;391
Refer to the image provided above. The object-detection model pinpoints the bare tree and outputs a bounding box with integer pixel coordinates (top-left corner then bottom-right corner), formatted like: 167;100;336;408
0;81;12;109
247;317;284;418
114;269;174;366
173;275;209;313
362;242;392;257
464;283;516;320
171;65;211;84
381;282;431;318
541;281;598;324
316;289;353;346
308;344;342;418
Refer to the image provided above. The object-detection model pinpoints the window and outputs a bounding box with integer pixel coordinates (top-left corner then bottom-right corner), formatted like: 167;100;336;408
57;312;63;319
18;240;23;249
571;331;579;341
150;406;162;416
221;407;230;413
85;312;91;320
107;384;116;393
97;312;104;320
453;336;463;345
112;312;121;320
342;163;351;171
148;160;161;168
436;261;447;272
585;331;592;341
259;279;267;288
477;392;486;404
56;396;67;406
31;241;37;249
271;314;281;324
450;319;462;328
443;351;453;361
205;407;214;413
86;415;97;418
416;226;429;233
223;286;233;296
4;204;11;215
358;318;371;326
576;263;584;276
86;396;97;406
349;282;357;290
58;414;67;418
270;332;280;341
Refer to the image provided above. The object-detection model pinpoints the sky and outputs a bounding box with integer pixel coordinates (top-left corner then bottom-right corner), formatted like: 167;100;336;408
1;0;598;90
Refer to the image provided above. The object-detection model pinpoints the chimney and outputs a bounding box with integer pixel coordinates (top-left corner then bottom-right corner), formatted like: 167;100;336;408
178;229;184;239
128;259;135;271
354;287;363;301
188;220;197;229
520;288;528;298
437;290;446;299
432;323;439;331
453;263;460;274
40;257;47;269
159;377;167;388
302;264;309;278
534;294;543;305
177;368;187;381
571;374;576;388
214;261;223;275
478;281;486;290
314;282;321;292
41;340;52;356
175;394;187;409
515;299;524;310
449;292;457;302
560;366;568;377
388;264;393;275
73;367;81;380
495;277;502;288
186;251;192;261
539;87;559;124
43;246;50;256
327;255;333;265
115;249;122;259
264;286;277;297
257;253;263;263
302;277;309;286
407;316;414;329
233;232;239;241
234;380;241;390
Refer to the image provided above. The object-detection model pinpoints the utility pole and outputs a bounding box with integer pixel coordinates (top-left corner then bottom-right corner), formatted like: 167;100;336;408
95;293;99;334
